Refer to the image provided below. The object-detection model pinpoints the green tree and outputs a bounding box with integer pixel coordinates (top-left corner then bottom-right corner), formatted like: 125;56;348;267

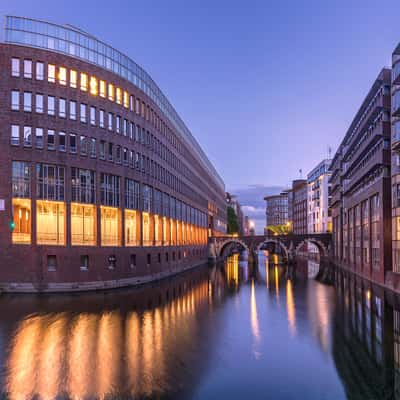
227;206;239;234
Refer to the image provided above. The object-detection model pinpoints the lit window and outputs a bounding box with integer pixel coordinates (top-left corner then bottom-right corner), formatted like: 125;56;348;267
108;83;114;101
36;200;65;245
99;80;106;97
101;206;121;246
58;67;67;85
12;198;31;244
11;90;19;110
80;73;88;91
90;76;98;95
142;212;153;246
23;92;32;112
36;62;44;80
23;60;32;79
70;70;77;88
125;210;140;246
116;87;122;104
11;125;20;146
71;203;96;245
48;64;55;83
11;58;20;77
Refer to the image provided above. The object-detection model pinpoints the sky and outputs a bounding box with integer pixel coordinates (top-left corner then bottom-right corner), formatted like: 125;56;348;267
2;0;399;233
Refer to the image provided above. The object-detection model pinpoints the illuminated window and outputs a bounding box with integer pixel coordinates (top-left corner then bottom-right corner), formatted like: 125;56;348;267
100;206;121;246
80;73;88;91
36;200;65;245
99;80;106;97
71;203;96;245
70;69;77;88
12;198;31;244
125;210;140;246
58;67;67;85
48;64;55;83
142;212;153;246
154;214;162;245
124;91;129;108
11;125;20;146
108;83;114;101
90;76;98;95
116;87;122;104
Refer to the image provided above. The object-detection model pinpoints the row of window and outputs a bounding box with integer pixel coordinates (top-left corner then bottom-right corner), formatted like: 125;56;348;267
12;161;208;225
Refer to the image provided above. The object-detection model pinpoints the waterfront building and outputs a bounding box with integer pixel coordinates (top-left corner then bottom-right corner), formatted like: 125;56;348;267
290;179;307;234
0;16;227;291
264;192;288;234
330;68;392;285
307;159;332;234
226;192;244;235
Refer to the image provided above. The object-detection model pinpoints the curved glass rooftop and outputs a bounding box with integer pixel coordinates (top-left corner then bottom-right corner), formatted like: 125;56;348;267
3;16;224;190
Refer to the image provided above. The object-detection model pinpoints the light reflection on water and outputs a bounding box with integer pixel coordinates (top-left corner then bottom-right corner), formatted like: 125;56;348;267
0;254;398;399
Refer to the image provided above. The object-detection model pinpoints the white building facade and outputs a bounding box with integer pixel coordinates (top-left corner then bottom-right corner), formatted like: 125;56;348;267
307;159;332;234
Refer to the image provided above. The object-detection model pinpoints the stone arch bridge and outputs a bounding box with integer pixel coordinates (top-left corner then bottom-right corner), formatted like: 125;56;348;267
208;234;332;264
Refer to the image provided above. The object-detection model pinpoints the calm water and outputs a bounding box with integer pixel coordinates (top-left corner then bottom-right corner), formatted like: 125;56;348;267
0;253;398;399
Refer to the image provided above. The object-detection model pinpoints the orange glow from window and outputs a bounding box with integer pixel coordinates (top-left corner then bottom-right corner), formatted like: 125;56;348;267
108;84;114;101
90;76;98;96
58;67;67;85
12;198;31;244
70;70;77;88
99;80;106;97
36;200;65;245
80;73;88;91
123;91;129;108
116;88;122;105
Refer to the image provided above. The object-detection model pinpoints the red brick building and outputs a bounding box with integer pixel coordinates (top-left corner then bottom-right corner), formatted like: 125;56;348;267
0;16;227;292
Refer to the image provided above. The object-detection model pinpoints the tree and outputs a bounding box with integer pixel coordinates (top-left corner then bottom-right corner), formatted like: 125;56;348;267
227;206;239;234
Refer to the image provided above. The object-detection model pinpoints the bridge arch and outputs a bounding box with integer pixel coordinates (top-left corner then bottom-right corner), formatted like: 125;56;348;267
256;239;289;260
294;238;328;258
217;238;250;258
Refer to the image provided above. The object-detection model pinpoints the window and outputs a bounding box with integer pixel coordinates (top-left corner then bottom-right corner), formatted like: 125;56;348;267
35;128;44;149
70;69;77;88
125;210;140;246
90;76;98;95
11;58;20;77
108;143;113;161
80;103;87;123
59;67;67;85
48;64;55;83
59;98;66;118
71;168;96;203
80;136;87;155
36;163;65;201
12;161;31;198
130;95;134;111
90;106;96;125
36;61;44;80
59;132;66;152
116;146;121;163
101;206;121;246
69;133;77;153
47;129;55;150
23;126;32;147
23;92;32;112
90;138;96;158
123;119;128;136
36;94;43;113
23;59;32;78
100;140;106;159
71;204;96;246
47;255;57;271
116;116;121;134
80;255;89;270
108;83;114;101
12;197;32;244
99;80;106;97
37;201;65;245
99;109;105;128
80;73;88;91
11;125;20;145
70;100;76;120
108;113;113;131
116;87;122;104
11;90;19;110
100;173;120;207
123;148;128;165
48;96;55;116
124;91;129;108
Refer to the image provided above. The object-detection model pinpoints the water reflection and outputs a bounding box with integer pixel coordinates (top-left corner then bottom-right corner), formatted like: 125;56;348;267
1;255;400;398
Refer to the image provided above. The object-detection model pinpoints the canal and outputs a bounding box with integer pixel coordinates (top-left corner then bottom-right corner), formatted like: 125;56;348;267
0;253;398;399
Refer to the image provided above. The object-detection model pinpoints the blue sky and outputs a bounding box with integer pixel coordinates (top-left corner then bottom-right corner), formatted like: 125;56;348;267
1;0;399;232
